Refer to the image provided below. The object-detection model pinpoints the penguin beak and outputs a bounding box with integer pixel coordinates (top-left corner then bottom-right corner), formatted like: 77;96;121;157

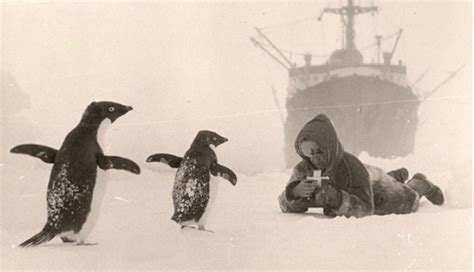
110;105;133;123
217;137;228;146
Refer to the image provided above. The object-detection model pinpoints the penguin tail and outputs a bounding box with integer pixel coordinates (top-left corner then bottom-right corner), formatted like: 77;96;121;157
19;229;56;248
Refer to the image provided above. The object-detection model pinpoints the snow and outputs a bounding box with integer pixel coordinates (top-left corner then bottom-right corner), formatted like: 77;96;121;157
1;163;471;270
1;1;471;270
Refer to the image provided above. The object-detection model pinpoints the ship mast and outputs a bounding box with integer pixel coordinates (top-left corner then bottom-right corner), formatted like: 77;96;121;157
319;0;378;50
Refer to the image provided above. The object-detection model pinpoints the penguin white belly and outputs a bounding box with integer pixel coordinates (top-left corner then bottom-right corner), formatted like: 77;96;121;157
76;118;111;243
77;170;108;242
198;175;219;228
97;118;112;153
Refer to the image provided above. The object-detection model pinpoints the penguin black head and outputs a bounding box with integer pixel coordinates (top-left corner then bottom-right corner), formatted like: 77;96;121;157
81;101;133;125
192;130;228;148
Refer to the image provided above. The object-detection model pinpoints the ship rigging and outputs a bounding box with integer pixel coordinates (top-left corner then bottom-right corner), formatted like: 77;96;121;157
250;0;460;167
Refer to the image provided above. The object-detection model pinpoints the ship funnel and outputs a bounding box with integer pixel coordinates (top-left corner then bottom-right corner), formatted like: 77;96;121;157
383;52;391;65
304;53;312;67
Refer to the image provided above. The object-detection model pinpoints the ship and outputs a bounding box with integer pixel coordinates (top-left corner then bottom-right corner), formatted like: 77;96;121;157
251;0;422;167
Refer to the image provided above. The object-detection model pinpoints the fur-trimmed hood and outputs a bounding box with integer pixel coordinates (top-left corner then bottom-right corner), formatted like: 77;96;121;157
294;114;344;175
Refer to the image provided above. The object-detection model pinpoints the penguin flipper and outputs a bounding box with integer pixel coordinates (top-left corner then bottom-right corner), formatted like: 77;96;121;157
97;154;141;174
10;144;57;163
210;163;237;185
146;153;182;168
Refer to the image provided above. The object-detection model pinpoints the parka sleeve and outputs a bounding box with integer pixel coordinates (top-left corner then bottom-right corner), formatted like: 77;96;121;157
278;191;311;213
278;161;314;213
331;155;374;218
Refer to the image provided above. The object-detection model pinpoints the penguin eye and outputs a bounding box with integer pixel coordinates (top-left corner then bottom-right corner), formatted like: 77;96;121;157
108;106;115;113
212;137;217;141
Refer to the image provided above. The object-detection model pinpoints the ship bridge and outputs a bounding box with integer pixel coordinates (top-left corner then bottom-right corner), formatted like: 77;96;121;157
329;48;363;66
288;61;409;97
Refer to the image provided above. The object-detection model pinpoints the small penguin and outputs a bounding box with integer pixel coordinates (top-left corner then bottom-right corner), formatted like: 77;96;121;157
11;101;140;247
147;130;237;232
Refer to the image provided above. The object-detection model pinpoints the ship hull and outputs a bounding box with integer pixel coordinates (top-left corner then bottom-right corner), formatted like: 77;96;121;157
284;75;419;167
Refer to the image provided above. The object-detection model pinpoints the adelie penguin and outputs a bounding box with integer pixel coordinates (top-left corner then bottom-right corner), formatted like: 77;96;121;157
11;101;140;247
147;130;237;232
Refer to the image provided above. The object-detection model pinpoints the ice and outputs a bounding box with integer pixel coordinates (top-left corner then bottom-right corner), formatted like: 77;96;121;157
1;1;471;270
1;165;471;270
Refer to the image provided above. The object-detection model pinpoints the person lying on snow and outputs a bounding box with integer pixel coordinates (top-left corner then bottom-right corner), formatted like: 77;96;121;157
278;114;444;218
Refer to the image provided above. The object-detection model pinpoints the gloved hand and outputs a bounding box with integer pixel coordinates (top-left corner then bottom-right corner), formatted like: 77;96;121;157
292;180;319;199
314;182;342;209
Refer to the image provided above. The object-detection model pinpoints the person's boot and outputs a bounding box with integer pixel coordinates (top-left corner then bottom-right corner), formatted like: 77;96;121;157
387;168;409;183
407;173;444;205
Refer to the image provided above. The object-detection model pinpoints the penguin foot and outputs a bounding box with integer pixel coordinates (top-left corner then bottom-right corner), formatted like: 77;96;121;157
61;237;76;243
198;226;214;233
180;225;214;233
180;225;197;230
76;241;98;246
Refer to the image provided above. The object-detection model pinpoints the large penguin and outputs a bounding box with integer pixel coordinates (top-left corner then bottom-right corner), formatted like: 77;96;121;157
147;130;237;232
11;101;140;247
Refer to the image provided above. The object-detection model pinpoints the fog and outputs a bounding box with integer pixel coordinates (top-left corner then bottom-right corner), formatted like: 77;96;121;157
1;1;471;174
0;2;471;269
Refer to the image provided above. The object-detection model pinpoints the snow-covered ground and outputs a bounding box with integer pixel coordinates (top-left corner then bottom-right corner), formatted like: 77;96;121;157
1;160;471;270
1;2;471;270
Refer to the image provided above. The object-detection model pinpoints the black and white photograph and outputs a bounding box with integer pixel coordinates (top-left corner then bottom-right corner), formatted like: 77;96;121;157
1;0;471;270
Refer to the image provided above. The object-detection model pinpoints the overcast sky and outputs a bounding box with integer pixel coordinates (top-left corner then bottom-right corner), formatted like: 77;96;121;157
1;1;471;173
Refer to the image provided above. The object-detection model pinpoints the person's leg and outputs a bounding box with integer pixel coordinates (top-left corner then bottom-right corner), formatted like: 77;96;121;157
372;179;420;215
406;173;444;205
